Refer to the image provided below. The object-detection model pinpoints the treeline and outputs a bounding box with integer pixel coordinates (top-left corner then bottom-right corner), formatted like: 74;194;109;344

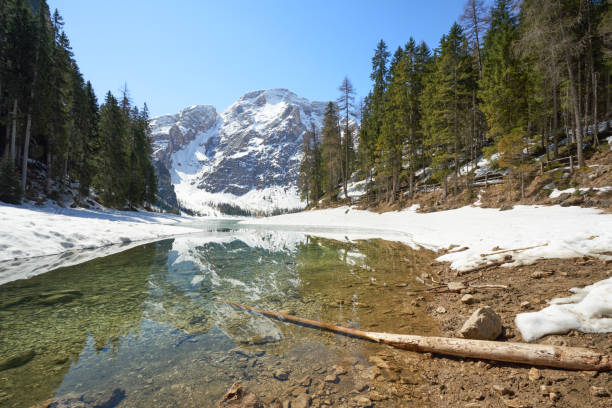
299;0;612;204
0;0;156;208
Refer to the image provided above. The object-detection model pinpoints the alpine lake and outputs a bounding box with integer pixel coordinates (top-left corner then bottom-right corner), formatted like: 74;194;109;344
0;221;440;407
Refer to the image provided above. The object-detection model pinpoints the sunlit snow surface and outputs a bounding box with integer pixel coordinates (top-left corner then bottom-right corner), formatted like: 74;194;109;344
516;278;612;342
0;202;203;284
241;205;612;271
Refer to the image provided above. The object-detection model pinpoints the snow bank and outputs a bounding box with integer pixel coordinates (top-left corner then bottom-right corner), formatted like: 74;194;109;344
240;204;612;271
515;278;612;342
0;202;202;283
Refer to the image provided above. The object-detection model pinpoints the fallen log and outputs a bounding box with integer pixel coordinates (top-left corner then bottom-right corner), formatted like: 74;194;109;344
222;301;612;372
480;243;548;258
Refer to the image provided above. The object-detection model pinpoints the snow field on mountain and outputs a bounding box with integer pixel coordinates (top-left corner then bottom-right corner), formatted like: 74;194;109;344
151;89;326;214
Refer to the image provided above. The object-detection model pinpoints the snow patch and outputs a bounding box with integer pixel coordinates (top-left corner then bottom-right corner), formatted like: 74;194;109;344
515;278;612;342
549;186;612;198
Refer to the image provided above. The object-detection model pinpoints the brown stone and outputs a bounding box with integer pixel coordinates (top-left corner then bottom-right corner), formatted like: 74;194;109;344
218;382;263;408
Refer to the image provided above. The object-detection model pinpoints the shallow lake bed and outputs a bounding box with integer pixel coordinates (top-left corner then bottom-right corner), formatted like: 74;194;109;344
0;227;439;407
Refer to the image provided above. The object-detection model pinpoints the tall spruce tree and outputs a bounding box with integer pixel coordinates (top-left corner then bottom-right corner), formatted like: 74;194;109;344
422;23;475;197
98;92;129;207
321;102;341;200
337;76;356;199
379;47;409;202
359;40;389;188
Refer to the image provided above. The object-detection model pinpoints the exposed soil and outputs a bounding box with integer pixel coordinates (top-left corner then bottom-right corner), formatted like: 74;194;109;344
411;255;612;408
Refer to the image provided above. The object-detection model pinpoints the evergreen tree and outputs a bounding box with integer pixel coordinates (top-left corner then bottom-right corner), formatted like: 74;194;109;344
480;0;528;139
321;102;341;200
422;23;475;197
297;123;322;205
337;76;356;199
359;40;389;186
379;47;409;202
298;129;313;205
97;92;129;207
480;0;533;197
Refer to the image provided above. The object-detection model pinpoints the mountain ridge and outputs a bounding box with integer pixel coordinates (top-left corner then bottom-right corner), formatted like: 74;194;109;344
150;88;327;215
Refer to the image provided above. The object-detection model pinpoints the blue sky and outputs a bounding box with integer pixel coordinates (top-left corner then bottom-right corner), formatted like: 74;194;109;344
48;0;466;117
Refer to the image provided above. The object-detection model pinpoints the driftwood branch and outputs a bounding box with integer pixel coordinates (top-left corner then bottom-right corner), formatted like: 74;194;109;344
468;284;509;289
480;243;548;258
223;301;612;372
456;260;512;276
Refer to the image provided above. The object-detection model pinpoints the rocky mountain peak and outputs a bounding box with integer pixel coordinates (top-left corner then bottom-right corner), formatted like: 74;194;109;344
150;89;326;215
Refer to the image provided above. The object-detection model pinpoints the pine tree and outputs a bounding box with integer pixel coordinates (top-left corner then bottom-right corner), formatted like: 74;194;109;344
3;0;37;165
359;40;389;186
97;91;129;207
379;47;409;203
298;129;313;205
422;23;475;197
480;0;533;198
321;102;341;200
337;76;356;199
480;0;527;140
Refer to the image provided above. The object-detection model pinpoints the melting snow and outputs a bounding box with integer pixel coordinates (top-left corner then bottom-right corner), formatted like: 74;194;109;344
516;278;612;342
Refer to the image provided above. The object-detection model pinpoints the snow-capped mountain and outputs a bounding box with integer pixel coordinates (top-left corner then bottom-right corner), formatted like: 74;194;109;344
151;89;327;215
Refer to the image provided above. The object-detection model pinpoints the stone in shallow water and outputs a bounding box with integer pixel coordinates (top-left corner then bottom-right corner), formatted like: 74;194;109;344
37;291;82;306
0;349;35;371
273;368;290;381
218;382;263;408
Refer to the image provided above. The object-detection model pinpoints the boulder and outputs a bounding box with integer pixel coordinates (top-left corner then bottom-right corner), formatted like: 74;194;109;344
459;306;502;340
560;196;583;207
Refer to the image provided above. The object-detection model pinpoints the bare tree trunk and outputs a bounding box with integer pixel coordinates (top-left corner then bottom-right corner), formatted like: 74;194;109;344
409;171;414;198
566;58;584;168
0;81;3;157
593;72;599;146
552;84;559;159
10;99;19;165
607;71;610;117
583;61;590;146
21;46;40;193
4;112;10;159
45;145;52;193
